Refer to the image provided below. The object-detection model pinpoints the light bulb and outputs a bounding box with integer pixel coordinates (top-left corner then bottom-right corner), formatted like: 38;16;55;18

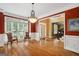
28;18;37;23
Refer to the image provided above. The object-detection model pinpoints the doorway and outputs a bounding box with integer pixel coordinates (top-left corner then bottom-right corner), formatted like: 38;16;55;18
52;22;64;40
39;23;46;38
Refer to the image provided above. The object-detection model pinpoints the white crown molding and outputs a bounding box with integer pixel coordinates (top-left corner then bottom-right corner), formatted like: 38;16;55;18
38;4;79;19
0;8;5;12
0;8;28;20
4;11;27;19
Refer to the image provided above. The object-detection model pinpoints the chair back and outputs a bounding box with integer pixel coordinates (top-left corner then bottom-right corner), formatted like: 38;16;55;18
24;32;30;39
7;33;13;42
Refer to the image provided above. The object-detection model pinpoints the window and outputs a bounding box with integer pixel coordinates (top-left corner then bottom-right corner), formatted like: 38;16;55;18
6;21;12;32
5;17;28;41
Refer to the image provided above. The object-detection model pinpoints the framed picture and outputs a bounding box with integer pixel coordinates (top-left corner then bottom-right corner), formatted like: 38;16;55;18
68;18;79;31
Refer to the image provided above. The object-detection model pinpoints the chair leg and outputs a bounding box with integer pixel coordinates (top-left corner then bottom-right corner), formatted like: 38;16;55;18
7;42;12;48
10;41;12;47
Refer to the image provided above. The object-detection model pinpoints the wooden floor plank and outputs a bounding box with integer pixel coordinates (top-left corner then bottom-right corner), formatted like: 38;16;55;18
0;39;79;56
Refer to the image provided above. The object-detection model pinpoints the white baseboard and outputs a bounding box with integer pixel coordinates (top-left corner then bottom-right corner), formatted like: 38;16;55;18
64;35;79;54
64;45;79;54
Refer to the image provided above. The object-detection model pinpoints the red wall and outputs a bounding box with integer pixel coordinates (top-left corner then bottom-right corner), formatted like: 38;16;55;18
0;12;4;34
31;23;36;32
65;7;79;36
31;21;38;32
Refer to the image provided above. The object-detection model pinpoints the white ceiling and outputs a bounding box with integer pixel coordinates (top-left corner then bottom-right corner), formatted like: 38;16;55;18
0;3;79;19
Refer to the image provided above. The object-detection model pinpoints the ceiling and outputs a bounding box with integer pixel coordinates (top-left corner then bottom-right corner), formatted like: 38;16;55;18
0;3;79;19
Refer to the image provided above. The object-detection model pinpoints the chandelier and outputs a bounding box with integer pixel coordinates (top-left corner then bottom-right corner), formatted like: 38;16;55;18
28;3;37;23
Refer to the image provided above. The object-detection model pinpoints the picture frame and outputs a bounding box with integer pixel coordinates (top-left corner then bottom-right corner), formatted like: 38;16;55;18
68;18;79;31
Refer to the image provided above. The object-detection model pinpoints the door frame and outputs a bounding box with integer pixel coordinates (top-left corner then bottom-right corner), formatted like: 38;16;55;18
50;13;65;40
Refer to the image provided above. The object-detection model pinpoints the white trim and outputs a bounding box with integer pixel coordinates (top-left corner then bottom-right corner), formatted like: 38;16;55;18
65;45;79;54
39;22;47;38
4;17;6;33
4;11;27;20
64;35;79;53
38;5;79;19
49;13;65;39
63;13;65;41
0;8;4;12
29;22;31;37
0;8;27;20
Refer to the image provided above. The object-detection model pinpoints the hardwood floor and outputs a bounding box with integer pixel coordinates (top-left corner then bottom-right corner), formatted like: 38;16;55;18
0;39;79;56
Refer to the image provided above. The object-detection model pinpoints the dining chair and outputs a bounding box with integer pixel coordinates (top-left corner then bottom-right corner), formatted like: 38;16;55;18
7;33;18;46
24;32;31;41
